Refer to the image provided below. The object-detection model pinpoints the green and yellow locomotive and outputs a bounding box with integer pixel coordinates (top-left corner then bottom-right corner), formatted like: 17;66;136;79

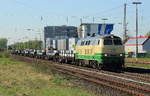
75;34;125;69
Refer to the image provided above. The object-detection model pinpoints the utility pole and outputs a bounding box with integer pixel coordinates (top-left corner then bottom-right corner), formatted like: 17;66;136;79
132;2;142;58
44;29;46;49
93;17;95;23
66;16;69;25
80;18;83;24
123;3;127;41
36;32;41;49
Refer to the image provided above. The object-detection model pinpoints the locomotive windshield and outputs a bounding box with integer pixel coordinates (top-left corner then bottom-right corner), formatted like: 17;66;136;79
114;39;122;45
104;36;122;45
104;39;113;45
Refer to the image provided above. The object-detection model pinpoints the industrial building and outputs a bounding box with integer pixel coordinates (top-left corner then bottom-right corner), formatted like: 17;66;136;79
44;25;77;39
78;23;114;38
125;36;150;57
44;25;77;48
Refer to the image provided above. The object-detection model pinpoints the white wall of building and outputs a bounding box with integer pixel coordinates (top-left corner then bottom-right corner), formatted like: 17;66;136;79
125;45;146;54
79;24;99;38
143;39;150;52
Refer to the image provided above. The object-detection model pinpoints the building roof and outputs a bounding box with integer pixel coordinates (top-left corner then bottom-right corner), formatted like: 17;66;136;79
80;23;114;25
125;36;150;46
45;25;76;28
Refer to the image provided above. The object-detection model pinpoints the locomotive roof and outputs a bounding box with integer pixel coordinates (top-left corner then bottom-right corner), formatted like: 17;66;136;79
79;34;120;41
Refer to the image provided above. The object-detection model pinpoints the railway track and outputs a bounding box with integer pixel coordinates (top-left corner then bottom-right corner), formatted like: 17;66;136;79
100;71;150;84
53;65;150;96
13;55;150;96
61;63;150;84
121;72;150;82
124;72;150;80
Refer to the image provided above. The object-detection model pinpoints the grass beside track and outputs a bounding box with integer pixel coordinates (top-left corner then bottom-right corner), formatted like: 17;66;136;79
0;57;94;96
125;63;150;69
125;58;150;69
126;58;150;62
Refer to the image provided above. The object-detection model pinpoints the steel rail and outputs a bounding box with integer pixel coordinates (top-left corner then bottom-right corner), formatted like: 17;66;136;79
54;67;148;96
55;66;150;93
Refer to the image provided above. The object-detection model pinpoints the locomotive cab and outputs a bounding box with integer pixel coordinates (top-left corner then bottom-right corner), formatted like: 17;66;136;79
101;36;125;69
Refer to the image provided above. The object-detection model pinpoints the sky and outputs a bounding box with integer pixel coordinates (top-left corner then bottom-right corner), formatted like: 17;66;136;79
0;0;149;44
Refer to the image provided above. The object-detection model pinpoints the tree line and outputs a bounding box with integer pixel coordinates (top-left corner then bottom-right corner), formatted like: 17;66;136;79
0;38;8;51
146;31;150;36
10;40;42;50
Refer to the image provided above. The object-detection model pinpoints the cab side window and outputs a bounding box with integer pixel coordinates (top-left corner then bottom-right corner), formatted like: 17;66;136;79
88;41;91;45
77;40;81;45
85;41;88;45
93;40;100;45
98;40;100;45
114;39;122;45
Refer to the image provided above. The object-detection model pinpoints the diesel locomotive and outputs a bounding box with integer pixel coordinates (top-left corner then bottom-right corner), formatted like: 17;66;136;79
75;34;125;69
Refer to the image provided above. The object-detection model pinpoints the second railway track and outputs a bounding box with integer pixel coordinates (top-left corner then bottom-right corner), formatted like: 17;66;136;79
53;65;150;96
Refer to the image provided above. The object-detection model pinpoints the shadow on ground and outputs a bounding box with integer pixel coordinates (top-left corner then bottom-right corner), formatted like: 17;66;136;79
124;67;150;73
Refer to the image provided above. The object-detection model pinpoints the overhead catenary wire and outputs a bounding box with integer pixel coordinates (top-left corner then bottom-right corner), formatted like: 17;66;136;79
88;4;124;16
13;0;125;22
12;0;148;37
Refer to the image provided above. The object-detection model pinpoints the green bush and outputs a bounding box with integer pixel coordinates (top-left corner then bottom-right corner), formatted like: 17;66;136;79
0;51;10;58
0;53;3;58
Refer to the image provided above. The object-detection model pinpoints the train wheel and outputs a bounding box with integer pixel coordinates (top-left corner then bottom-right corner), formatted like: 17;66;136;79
44;56;47;60
97;63;103;70
92;64;96;69
88;61;92;68
58;58;64;64
91;61;98;69
75;59;79;66
65;59;68;64
52;56;56;62
79;60;83;66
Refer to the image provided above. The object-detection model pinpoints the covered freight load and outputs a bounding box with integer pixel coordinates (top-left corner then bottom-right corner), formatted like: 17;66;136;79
67;38;78;51
56;38;78;51
46;38;57;49
46;37;78;57
57;39;67;50
57;38;78;57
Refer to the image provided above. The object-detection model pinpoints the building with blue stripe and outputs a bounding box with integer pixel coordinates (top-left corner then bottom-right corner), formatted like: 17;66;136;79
78;23;114;38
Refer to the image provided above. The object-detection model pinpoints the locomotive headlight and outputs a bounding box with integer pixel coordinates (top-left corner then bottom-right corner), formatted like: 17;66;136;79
104;54;108;56
120;54;123;56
